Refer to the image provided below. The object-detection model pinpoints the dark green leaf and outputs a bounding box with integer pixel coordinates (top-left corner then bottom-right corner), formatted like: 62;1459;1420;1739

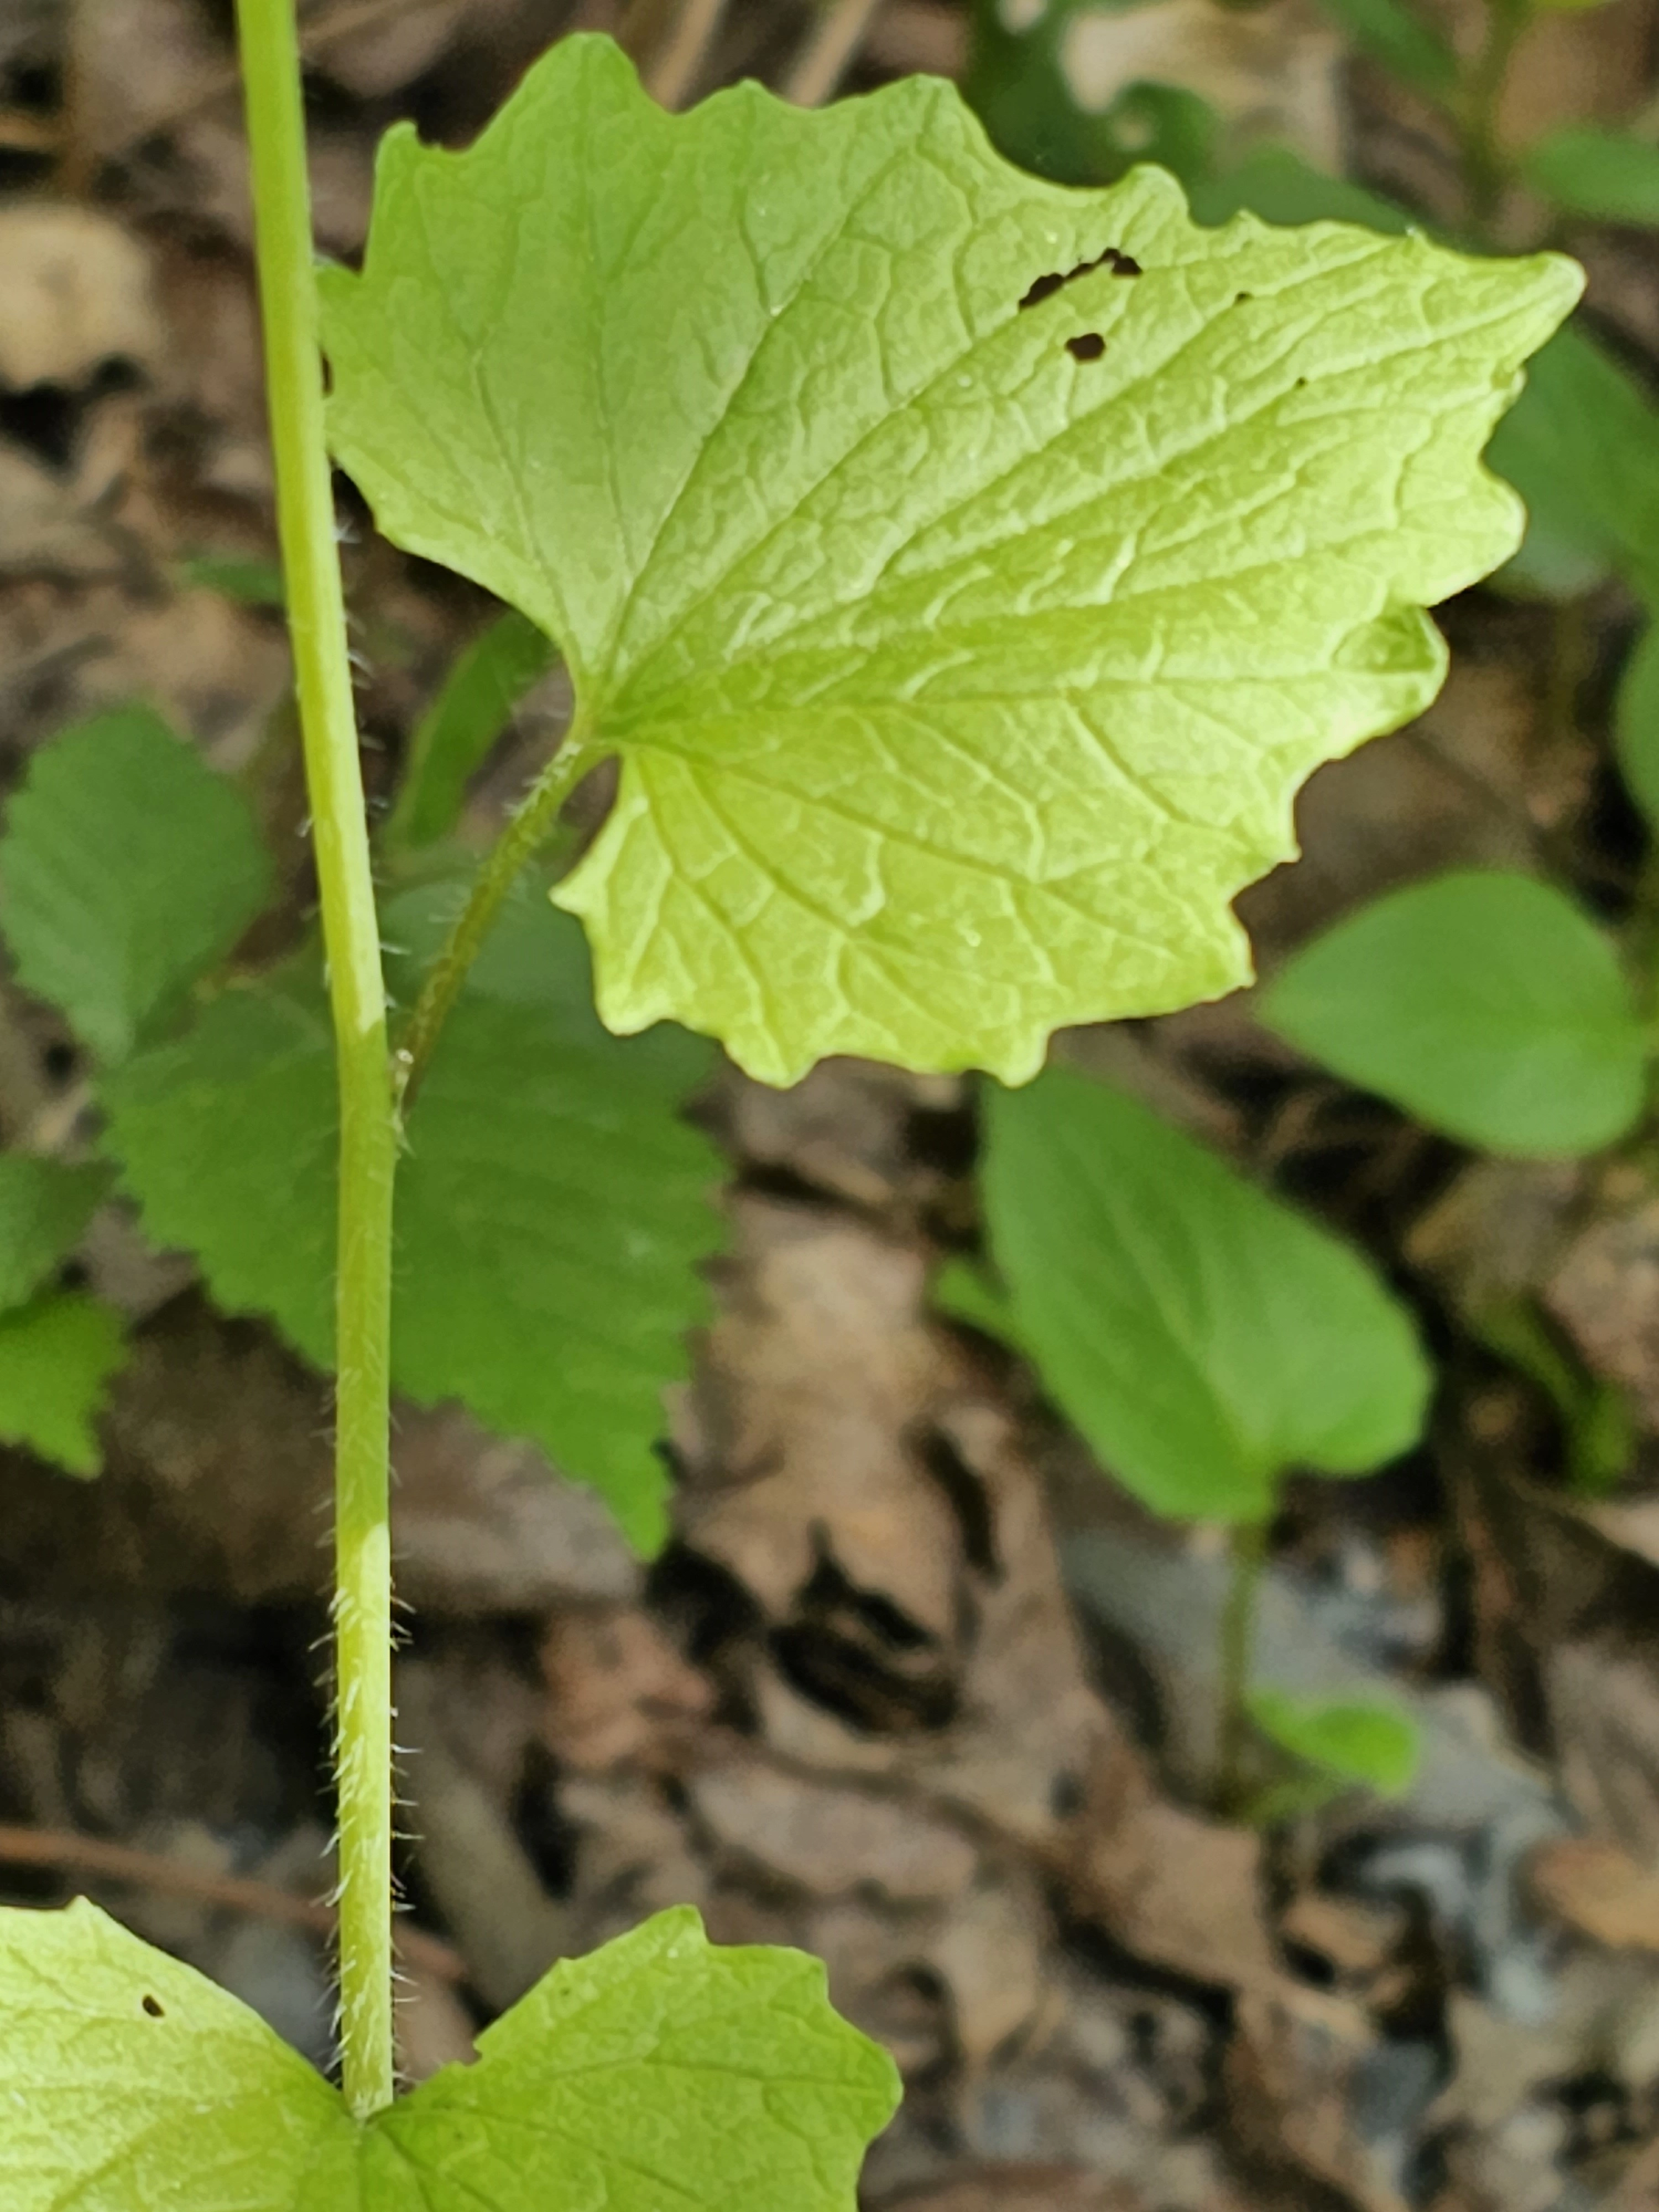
963;2;1218;185
102;888;720;1551
0;706;275;1066
0;1291;126;1476
1616;620;1659;827
1308;0;1459;97
1486;325;1659;606
941;1067;1429;1521
176;552;286;607
1188;147;1414;233
1260;871;1648;1156
0;1155;112;1310
1522;126;1659;228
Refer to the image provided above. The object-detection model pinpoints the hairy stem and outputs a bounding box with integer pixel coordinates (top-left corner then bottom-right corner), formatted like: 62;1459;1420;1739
393;733;594;1115
236;0;398;2119
1215;1516;1268;1814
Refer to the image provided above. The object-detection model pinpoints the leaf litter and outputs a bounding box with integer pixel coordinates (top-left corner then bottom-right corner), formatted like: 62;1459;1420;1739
1;2;1658;2208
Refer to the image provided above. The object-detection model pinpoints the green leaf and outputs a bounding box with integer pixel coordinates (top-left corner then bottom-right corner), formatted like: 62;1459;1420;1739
1307;0;1458;99
0;1154;111;1309
0;1900;898;2211
321;35;1575;1087
372;1905;900;2207
941;1066;1430;1521
384;609;559;853
102;887;721;1551
0;1291;127;1476
1248;1686;1421;1796
1521;126;1659;228
1259;870;1647;1157
0;1897;357;2206
1485;325;1659;606
1616;621;1659;827
1187;147;1413;234
963;4;1218;188
0;705;275;1066
175;551;286;607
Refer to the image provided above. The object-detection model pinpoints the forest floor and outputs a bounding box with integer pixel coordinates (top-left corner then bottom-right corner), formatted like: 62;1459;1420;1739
4;2;1659;2208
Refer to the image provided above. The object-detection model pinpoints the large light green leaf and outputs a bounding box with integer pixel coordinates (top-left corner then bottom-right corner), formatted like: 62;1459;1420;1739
0;705;275;1066
940;1066;1429;1520
0;1154;111;1310
1259;871;1647;1157
0;1291;127;1476
320;34;1575;1087
0;1901;897;2211
101;886;719;1550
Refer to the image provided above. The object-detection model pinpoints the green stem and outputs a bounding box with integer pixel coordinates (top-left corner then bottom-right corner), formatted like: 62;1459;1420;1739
236;0;398;2120
1215;1516;1268;1815
1459;0;1531;238
393;732;594;1114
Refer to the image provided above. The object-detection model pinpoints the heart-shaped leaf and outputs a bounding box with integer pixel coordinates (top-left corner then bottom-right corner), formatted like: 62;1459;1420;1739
0;1900;897;2210
321;35;1575;1085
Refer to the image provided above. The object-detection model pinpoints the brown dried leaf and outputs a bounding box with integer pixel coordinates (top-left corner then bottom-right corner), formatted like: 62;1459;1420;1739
540;1603;711;1773
1528;1837;1659;1954
1073;1780;1277;1995
687;1759;978;1904
683;1198;961;1648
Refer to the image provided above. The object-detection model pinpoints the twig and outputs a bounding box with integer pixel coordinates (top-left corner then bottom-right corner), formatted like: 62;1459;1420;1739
784;0;886;107
0;1824;467;1984
57;0;96;195
647;0;728;111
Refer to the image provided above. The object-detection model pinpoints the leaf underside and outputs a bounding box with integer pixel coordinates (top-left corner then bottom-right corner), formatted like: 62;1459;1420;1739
943;1066;1429;1519
321;34;1577;1085
0;1901;898;2211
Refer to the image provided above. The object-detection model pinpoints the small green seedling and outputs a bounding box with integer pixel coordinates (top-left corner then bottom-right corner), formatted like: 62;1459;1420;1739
1257;866;1656;1499
1247;1686;1422;1824
1260;869;1650;1159
940;1065;1431;1809
0;2;1573;2201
